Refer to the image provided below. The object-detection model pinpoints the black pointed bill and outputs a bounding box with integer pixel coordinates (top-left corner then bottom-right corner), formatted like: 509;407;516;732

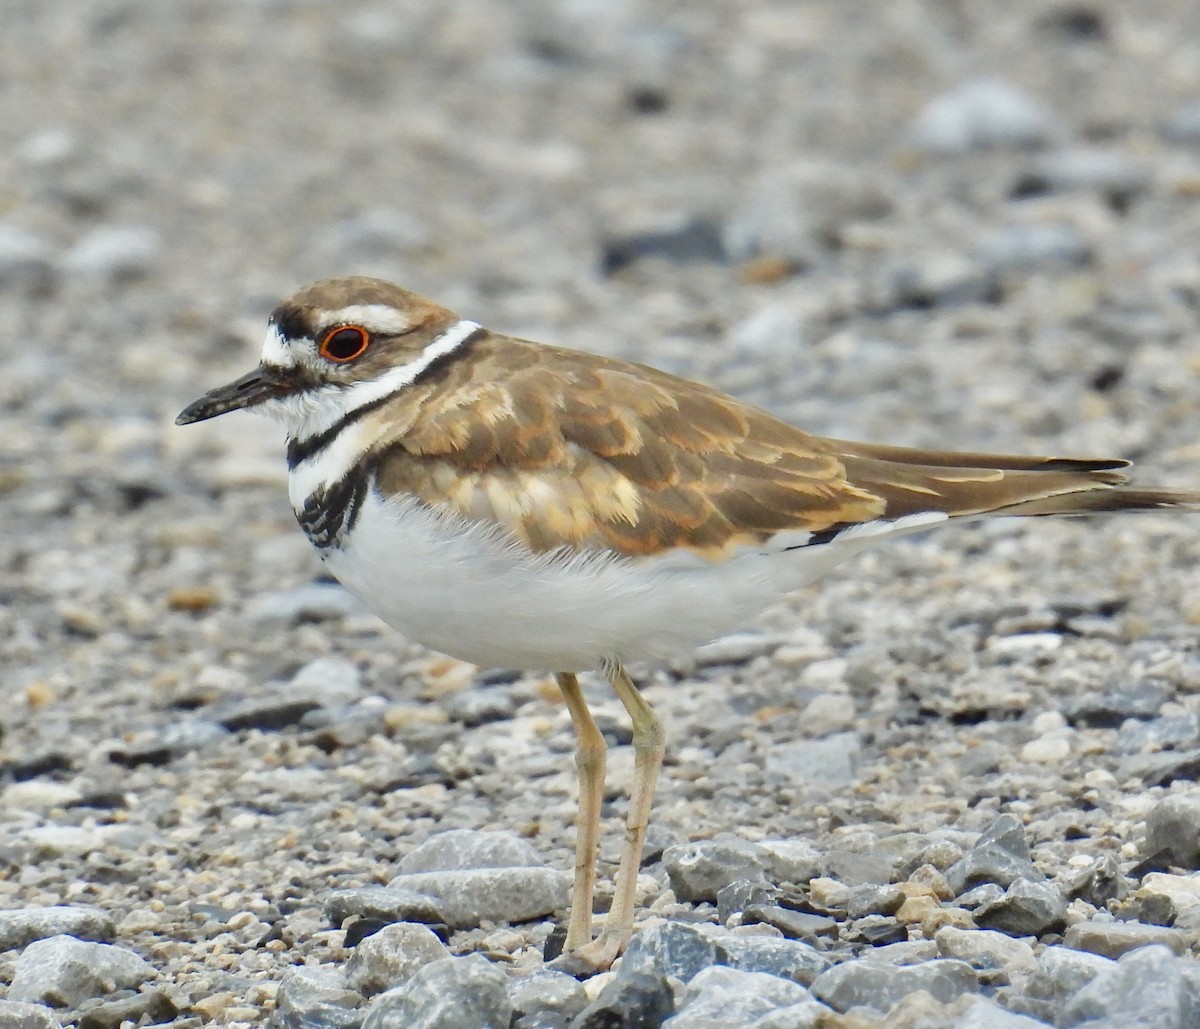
175;365;298;425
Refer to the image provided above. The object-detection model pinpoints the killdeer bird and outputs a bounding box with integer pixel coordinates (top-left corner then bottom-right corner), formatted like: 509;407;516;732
178;276;1198;970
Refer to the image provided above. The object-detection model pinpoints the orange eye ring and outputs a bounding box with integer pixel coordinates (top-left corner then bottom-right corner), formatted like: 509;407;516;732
318;325;370;363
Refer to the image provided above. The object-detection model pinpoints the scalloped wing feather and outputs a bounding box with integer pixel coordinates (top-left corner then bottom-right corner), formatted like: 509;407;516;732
370;333;1199;559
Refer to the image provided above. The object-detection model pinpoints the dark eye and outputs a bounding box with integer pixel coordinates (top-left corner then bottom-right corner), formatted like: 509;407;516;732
319;325;370;362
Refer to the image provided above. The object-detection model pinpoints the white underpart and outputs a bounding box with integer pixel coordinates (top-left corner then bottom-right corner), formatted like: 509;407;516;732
320;493;953;671
257;319;482;447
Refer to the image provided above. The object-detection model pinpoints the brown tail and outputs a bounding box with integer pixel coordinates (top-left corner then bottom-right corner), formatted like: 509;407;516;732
833;440;1200;521
993;487;1200;517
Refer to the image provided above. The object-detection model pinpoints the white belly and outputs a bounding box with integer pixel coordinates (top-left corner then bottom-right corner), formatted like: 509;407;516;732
319;490;885;671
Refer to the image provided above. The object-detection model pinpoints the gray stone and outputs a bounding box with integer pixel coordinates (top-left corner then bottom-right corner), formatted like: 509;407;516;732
510;970;588;1022
0;906;116;949
1020;148;1151;199
1022;945;1115;1006
570;971;674;1028
214;692;321;732
722;161;893;265
911;78;1058;154
317;208;429;259
289;656;364;705
325;886;446;927
953;997;1049;1028
664;837;769;902
601;217;726;273
845;884;905;918
956;740;1008;778
955;882;1006;910
727;307;805;363
811;957;979;1014
1061;854;1128;908
1123;748;1200;788
715;935;831;986
934;926;1037;984
9;935;154;1007
1062;679;1170;728
1063;919;1187;958
0;1001;62;1029
846;915;906;946
974;878;1066;936
867;942;941;970
114;719;232;765
742;906;838;942
667;965;811;1028
443;688;517;727
360;954;511;1029
385;868;567;928
617;921;719;983
1143;795;1200;869
945;815;1041;895
747;1002;828;1029
717;880;782;924
0;223;55;292
62;225;160;280
77;989;177;1028
764;732;860;785
274;966;363;1029
17;826;95;859
396;829;545;873
1163;101;1200;143
1131;872;1200;936
344;922;450;996
16;127;75;165
884;254;994;310
1060;944;1198;1028
247;583;368;623
975;223;1091;274
821;849;895;887
1116;714;1200;755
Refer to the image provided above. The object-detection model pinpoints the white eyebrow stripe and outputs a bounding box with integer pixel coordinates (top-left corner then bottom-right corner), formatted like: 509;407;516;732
315;319;484;428
315;304;417;336
260;324;297;368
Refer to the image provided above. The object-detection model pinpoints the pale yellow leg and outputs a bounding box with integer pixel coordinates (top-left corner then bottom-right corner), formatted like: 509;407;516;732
555;671;607;953
568;660;665;970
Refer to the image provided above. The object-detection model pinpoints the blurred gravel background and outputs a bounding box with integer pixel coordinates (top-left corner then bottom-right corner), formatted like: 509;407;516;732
3;2;1200;1027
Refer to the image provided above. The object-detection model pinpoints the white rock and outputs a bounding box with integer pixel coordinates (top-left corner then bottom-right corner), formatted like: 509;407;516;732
63;225;160;280
289;656;364;705
345;922;449;996
2;781;83;810
9;935;153;1007
1020;736;1071;764
912;78;1058;154
987;633;1063;655
385;868;570;928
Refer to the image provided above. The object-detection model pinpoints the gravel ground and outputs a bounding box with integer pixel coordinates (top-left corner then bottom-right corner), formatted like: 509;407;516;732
3;1;1200;1027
